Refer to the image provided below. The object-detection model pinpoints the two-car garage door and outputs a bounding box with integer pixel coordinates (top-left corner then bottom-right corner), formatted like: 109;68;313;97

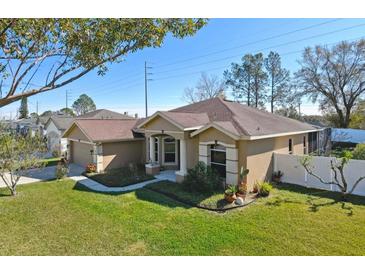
71;141;93;168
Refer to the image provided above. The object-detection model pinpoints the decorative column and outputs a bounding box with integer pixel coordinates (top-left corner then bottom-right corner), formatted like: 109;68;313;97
225;147;239;185
145;136;160;175
93;144;103;173
175;139;187;183
149;136;155;163
199;143;209;164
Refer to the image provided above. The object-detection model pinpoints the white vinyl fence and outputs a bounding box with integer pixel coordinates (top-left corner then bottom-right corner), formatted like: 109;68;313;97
273;153;365;197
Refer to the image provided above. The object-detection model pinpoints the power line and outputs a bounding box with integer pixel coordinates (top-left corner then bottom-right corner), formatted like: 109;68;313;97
154;19;342;69
153;25;365;81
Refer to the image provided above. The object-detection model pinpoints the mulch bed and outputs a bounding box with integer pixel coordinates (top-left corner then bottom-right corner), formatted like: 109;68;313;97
145;186;257;212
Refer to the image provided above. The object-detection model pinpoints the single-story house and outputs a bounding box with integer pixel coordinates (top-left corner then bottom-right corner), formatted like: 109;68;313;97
78;109;136;119
63;97;322;189
45;116;75;154
63;119;145;170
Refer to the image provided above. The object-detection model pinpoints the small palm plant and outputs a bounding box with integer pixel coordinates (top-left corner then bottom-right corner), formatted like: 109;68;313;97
237;167;249;198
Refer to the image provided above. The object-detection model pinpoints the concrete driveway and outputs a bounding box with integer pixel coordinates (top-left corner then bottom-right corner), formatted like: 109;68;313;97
0;164;84;188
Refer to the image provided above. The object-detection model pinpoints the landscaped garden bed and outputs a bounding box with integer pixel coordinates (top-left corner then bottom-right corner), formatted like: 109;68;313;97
84;164;154;187
146;180;256;211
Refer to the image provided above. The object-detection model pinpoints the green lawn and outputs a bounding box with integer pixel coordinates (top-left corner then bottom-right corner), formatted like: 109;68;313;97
41;157;61;167
85;166;154;187
0;180;365;255
146;180;255;210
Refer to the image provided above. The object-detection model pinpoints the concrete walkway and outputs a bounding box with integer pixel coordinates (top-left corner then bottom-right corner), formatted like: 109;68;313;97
1;164;176;194
75;170;176;193
0;164;85;188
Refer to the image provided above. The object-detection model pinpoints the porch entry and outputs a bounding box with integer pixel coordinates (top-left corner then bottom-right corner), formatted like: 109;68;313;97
148;136;179;167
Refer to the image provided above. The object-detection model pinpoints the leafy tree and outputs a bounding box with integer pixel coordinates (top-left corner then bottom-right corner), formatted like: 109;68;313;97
275;105;301;120
225;53;267;108
0;124;47;195
0;19;206;107
295;39;365;128
264;51;290;113
72;94;96;115
250;53;268;108
182;73;225;103
30;112;38;119
348;99;365;129
19;96;28;119
224;54;253;105
352;144;365;160
60;107;75;117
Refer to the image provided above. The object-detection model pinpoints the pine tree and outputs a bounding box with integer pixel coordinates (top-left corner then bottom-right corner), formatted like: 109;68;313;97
19;97;29;119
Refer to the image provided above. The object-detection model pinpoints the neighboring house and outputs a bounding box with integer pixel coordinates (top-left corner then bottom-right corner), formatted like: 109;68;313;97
63;119;145;170
78;109;135;119
11;117;41;136
64;97;322;188
45;116;75;154
36;115;52;136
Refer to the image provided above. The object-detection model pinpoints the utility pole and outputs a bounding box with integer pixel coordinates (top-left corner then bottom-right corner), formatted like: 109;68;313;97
66;90;69;109
144;61;153;118
36;101;39;116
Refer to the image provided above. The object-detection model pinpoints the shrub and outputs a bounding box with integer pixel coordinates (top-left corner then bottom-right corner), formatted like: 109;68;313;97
256;181;272;197
225;184;237;195
52;147;61;158
352;144;365;160
86;163;97;173
182;161;222;193
55;162;69;179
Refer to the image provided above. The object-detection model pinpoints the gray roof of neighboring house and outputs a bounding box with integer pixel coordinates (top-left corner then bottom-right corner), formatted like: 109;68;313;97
47;116;75;131
78;109;134;119
168;97;318;137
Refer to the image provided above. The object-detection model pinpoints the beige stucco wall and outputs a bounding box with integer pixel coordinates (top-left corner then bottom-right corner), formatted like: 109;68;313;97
102;140;145;170
186;136;199;169
66;125;91;143
143;116;181;132
243;133;307;190
198;127;236;145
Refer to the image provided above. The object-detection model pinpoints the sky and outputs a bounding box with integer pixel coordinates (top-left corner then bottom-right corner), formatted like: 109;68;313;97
2;18;365;119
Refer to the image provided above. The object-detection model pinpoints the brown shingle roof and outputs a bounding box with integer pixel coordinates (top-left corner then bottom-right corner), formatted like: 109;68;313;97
159;111;210;128
47;116;75;131
170;97;317;137
78;109;134;119
73;119;142;142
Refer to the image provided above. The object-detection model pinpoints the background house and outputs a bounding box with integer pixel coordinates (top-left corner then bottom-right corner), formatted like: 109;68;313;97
45;116;75;155
63;119;145;170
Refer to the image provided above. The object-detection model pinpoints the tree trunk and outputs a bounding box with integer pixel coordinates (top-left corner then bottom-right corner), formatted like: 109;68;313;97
10;187;17;196
271;77;274;113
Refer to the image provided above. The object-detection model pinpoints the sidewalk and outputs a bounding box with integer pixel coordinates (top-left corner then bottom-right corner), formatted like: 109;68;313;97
74;170;176;193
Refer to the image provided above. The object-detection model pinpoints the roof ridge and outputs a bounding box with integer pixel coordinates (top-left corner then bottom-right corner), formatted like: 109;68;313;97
218;98;248;135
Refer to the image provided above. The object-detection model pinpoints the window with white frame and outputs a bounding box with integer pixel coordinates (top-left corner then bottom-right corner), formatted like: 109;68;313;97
163;137;176;164
210;144;226;178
